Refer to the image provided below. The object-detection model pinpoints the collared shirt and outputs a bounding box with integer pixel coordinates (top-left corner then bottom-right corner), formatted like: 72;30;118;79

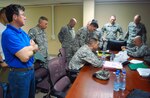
28;26;48;58
69;45;103;70
126;22;147;45
2;24;34;68
101;23;123;40
58;25;75;47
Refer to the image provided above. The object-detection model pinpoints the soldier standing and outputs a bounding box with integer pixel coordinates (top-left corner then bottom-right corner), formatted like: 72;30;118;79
28;16;49;67
125;14;147;48
72;19;99;55
101;15;124;50
58;18;77;65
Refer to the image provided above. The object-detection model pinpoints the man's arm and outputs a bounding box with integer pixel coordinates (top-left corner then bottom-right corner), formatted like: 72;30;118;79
142;24;147;43
81;51;103;67
101;25;107;41
15;40;38;62
124;24;130;41
117;26;124;40
127;46;147;57
0;55;8;67
58;27;65;43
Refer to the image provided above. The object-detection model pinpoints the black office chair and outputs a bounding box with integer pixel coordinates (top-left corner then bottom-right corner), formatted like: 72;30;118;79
107;39;126;51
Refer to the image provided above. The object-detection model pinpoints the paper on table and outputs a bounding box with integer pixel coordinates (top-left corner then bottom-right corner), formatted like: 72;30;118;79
130;59;143;64
137;68;150;77
103;61;123;69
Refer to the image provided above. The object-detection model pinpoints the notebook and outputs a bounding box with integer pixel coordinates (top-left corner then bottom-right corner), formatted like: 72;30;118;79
128;63;148;70
137;68;150;77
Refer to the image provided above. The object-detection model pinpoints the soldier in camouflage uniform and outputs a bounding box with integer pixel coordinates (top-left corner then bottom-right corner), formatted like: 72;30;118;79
72;19;99;55
144;48;150;64
125;14;147;48
28;16;48;67
69;37;103;70
96;28;103;49
125;36;148;58
101;15;124;50
58;18;77;64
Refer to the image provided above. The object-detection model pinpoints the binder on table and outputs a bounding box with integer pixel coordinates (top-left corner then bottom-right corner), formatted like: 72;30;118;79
128;63;148;71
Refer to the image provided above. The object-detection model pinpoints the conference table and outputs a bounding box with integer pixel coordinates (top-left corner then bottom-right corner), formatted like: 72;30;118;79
66;56;150;98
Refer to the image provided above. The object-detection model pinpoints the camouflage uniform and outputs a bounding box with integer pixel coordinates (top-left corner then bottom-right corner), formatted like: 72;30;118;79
101;23;123;50
126;22;147;48
69;45;103;70
144;48;150;63
58;25;76;64
72;27;98;54
28;26;48;67
127;44;148;57
96;28;103;49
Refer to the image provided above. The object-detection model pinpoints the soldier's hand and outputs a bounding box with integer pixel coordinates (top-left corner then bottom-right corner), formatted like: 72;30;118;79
121;46;126;51
102;37;107;41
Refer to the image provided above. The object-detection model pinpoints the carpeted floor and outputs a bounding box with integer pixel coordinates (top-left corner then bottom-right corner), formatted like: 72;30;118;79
35;92;57;98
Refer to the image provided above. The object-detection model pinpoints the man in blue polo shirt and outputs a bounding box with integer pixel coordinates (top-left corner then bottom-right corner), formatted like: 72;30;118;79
2;4;38;98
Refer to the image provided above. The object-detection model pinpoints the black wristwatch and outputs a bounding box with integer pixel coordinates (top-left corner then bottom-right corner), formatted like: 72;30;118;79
0;60;4;63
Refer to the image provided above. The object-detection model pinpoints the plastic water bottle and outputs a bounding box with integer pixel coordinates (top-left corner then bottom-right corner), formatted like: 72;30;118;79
114;70;120;91
101;51;106;63
120;69;126;91
110;53;115;61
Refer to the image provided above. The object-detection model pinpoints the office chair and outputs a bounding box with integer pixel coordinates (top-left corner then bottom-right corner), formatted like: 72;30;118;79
58;48;78;82
46;57;71;98
107;39;126;51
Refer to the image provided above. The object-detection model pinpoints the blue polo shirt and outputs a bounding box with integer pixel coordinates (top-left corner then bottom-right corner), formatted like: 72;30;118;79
1;24;34;68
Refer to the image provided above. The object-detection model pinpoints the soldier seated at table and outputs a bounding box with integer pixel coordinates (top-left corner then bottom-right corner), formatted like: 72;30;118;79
68;37;103;70
144;48;150;64
121;36;148;58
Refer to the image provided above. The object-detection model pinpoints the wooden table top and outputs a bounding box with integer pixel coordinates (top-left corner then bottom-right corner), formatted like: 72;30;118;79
66;63;150;98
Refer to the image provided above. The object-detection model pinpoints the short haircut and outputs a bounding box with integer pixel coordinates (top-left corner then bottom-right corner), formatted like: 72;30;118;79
38;16;48;23
134;36;142;42
5;4;25;22
87;37;98;45
135;14;141;19
110;15;116;18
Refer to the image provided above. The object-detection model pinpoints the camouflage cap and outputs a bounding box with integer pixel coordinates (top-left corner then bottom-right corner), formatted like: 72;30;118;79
93;69;110;80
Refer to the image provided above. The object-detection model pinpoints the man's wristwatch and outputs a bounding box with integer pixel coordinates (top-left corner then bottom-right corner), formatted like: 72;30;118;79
0;60;4;63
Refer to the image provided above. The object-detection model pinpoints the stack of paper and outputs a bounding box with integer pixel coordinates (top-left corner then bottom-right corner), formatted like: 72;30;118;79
103;61;123;70
137;68;150;77
130;59;143;64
